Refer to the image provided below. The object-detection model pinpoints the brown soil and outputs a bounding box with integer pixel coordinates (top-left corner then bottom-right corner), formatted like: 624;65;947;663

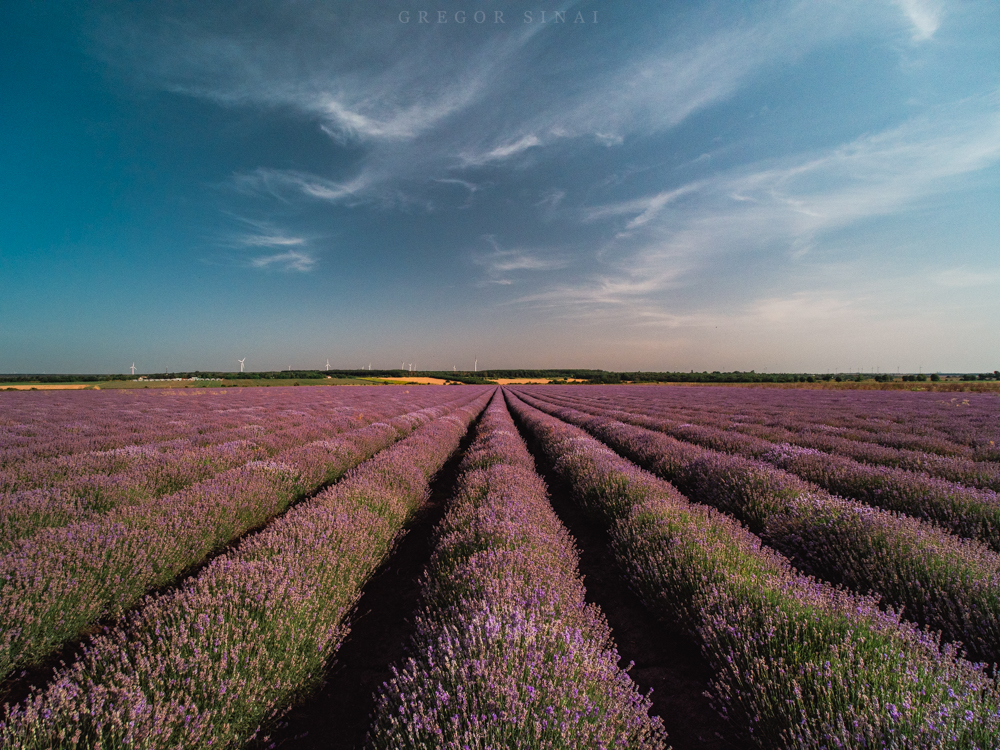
540;480;751;749
253;416;477;750
507;394;752;750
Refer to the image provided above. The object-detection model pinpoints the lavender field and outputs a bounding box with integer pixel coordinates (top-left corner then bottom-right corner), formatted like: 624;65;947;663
2;384;1000;749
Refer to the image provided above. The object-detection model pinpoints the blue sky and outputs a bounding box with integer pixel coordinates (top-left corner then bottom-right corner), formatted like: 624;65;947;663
2;1;998;374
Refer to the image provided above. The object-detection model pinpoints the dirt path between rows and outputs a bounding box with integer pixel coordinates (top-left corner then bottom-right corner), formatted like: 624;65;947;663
508;397;752;750
256;416;478;750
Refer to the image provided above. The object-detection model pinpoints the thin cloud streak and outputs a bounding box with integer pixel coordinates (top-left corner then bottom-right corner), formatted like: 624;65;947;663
475;236;569;286
236;234;305;247
118;1;897;206
61;1;998;372
249;249;317;272
232;168;372;204
893;0;943;41
524;93;1000;320
460;134;542;166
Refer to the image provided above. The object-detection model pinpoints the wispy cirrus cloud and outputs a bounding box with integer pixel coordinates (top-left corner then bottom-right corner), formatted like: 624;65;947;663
249;249;317;272
460;134;542;166
475;235;568;285
232;168;371;204
501;1;888;148
101;0;896;204
214;218;319;272
893;0;943;42
80;0;999;372
583;185;704;232
236;233;305;247
524;92;1000;318
595;93;1000;249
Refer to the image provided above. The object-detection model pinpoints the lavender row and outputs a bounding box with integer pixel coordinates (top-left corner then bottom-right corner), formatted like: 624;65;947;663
0;392;492;749
0;387;451;467
528;389;1000;553
0;389;489;685
548;387;1000;490
738;421;1000;491
369;392;666;749
513;390;1000;666
0;389;307;466
650;386;999;460
602;384;999;454
0;386;447;485
0;391;235;465
542;387;977;459
0;396;435;551
505;391;1000;749
1;406;346;494
538;384;1000;459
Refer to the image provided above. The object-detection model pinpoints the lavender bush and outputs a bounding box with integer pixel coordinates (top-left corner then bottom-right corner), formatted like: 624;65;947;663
0;392;492;749
0;387;438;465
0;390;488;684
513;389;1000;665
526;389;1000;553
369;392;666;749
0;387;457;548
534;384;997;458
506;390;1000;749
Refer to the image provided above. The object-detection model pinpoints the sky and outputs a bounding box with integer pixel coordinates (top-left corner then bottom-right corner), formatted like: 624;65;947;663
1;0;999;374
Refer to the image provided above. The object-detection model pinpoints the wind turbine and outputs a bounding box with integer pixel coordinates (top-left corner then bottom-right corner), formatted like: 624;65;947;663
238;358;246;373
130;363;136;376
474;358;478;372
326;359;330;371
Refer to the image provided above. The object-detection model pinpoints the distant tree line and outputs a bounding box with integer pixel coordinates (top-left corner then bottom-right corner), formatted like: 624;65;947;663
0;374;127;383
3;369;999;386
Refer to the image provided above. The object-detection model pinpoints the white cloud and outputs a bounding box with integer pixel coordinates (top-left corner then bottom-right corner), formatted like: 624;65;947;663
594;93;1000;255
526;94;1000;317
249;249;317;272
312;79;484;142
537;189;566;209
511;271;683;311
509;1;880;148
433;178;479;193
585;185;705;234
215;218;318;271
236;233;305;248
475;236;568;285
893;0;942;41
460;134;541;166
490;253;565;273
232;168;371;204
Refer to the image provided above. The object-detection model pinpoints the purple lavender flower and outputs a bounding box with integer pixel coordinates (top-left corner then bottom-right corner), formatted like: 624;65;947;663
505;388;1000;749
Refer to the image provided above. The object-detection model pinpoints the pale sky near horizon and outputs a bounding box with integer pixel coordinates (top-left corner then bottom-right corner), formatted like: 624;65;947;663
2;1;999;374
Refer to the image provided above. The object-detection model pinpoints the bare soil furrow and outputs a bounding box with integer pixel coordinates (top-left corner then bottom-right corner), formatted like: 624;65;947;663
509;392;752;750
254;414;479;750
